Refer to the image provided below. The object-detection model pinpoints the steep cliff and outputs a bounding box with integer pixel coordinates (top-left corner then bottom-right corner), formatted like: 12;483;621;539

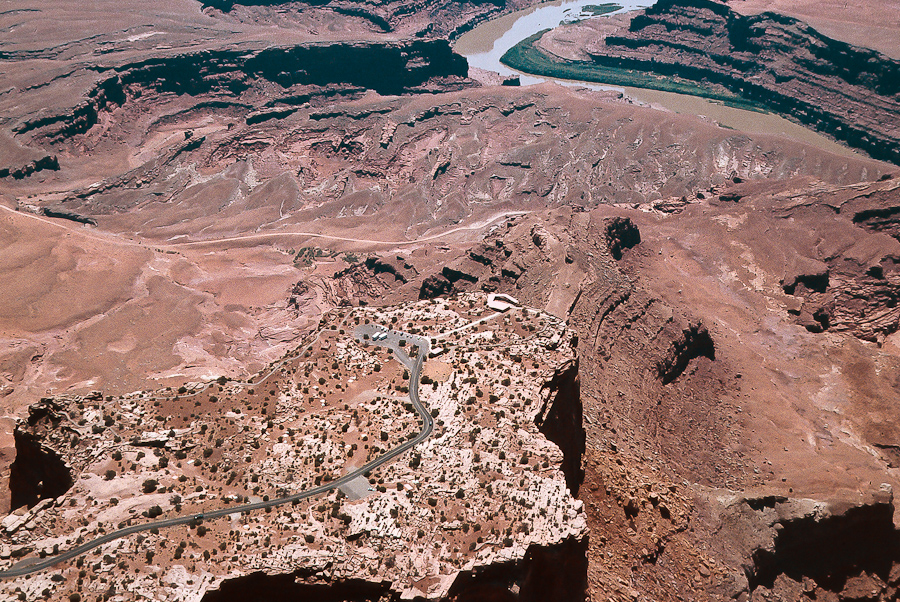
582;0;900;164
712;489;900;601
202;537;587;602
14;40;470;145
771;176;900;342
8;401;74;510
536;360;585;496
198;0;510;39
447;536;588;602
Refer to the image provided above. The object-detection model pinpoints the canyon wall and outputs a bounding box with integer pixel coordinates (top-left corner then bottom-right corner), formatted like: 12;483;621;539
13;40;470;145
585;0;900;164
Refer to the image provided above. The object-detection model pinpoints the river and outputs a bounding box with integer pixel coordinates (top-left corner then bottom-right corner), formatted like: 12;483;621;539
454;0;868;161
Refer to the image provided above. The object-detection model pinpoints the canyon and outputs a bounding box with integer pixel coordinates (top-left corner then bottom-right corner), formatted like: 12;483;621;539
511;0;900;164
1;0;899;600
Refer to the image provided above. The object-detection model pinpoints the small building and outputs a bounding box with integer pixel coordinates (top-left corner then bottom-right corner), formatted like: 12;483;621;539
487;293;520;312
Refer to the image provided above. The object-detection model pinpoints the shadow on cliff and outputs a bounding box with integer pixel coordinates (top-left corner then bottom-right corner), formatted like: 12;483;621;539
536;359;585;496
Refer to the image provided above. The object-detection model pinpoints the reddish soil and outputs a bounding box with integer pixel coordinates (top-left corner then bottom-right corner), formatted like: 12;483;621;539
2;0;900;599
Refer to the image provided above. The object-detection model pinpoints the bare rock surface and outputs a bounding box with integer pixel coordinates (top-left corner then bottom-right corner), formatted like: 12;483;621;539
2;0;900;599
199;0;534;41
0;294;587;602
315;174;900;600
533;0;900;165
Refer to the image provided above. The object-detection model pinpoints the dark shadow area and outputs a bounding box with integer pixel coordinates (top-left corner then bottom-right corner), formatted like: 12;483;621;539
448;537;588;602
202;573;390;602
604;217;641;260
749;502;900;594
9;429;73;510
536;359;585;495
655;323;715;385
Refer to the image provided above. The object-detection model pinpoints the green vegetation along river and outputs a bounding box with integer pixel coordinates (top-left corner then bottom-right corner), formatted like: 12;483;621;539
454;0;872;162
501;30;765;112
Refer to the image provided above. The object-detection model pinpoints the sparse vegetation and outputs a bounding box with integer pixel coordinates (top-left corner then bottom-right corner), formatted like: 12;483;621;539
1;294;582;599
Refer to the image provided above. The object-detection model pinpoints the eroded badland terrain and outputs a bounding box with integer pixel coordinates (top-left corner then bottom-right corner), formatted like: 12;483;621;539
1;0;900;600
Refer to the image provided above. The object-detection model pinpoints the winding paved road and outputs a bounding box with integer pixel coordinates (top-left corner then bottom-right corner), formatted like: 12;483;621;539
0;327;432;579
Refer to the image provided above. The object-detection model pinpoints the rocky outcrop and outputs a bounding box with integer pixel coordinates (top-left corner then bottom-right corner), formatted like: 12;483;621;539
536;360;584;496
418;266;479;299
585;0;900;165
419;274;455;299
849;177;900;241
715;487;900;601
40;207;97;226
331;255;420;305
198;0;510;39
785;262;900;341
0;155;59;180
654;322;715;385
604;217;640;260
782;263;829;296
441;266;478;285
8;401;74;510
334;256;417;285
778;182;900;342
364;256;414;283
13;75;126;140
418;240;527;299
15;40;470;143
202;0;504;10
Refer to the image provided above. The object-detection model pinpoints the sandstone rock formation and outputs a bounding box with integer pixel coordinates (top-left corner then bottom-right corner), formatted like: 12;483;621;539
2;0;900;599
583;0;900;164
199;0;523;40
0;295;588;602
